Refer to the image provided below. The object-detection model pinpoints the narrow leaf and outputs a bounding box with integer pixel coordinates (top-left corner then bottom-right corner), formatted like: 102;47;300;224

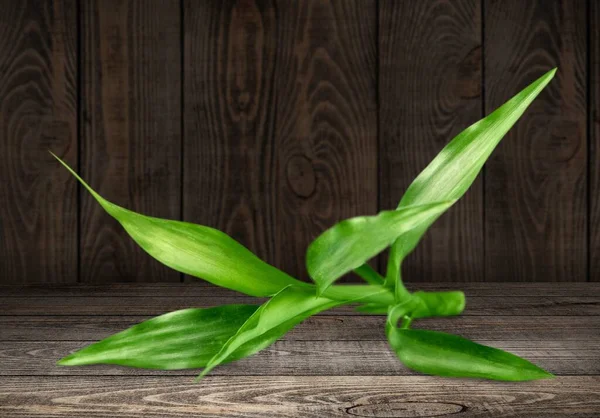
57;305;259;369
307;201;455;294
387;327;554;381
52;153;306;297
386;69;557;287
197;285;341;379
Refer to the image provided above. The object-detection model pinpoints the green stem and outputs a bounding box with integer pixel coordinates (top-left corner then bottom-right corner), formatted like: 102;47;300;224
353;264;385;285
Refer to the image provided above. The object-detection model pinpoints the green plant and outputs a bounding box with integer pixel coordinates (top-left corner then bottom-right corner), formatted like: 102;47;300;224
55;69;556;381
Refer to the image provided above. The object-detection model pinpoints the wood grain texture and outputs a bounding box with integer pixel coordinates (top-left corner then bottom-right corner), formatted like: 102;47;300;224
484;0;588;281
0;0;77;283
272;0;378;281
80;0;181;282
2;282;598;297
1;376;599;417
2;295;599;316
183;0;278;277
379;0;483;282
3;315;599;341
591;0;600;282
2;339;597;376
1;284;598;416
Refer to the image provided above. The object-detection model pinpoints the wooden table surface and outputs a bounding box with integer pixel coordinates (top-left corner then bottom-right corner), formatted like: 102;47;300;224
1;283;599;417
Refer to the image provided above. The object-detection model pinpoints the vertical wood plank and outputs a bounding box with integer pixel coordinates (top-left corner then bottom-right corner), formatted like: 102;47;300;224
183;0;279;278
80;0;181;282
272;0;378;281
0;0;77;283
591;0;599;281
484;0;587;281
379;0;483;282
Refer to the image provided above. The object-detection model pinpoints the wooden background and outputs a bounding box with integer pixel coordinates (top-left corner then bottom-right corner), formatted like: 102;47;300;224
0;0;595;284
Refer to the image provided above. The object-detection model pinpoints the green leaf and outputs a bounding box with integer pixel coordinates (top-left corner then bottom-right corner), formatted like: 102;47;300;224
357;290;466;318
307;201;455;295
57;305;259;369
386;69;557;290
387;327;554;381
197;285;342;379
52;153;306;297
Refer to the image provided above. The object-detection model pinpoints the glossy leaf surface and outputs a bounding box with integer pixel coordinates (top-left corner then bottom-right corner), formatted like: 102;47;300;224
386;69;557;288
198;285;342;379
58;305;259;369
307;201;454;294
387;328;553;381
52;154;305;297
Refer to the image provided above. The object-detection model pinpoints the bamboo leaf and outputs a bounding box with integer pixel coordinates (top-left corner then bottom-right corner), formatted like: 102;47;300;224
197;286;341;379
307;201;455;295
52;153;306;297
386;69;557;288
57;305;259;369
387;327;554;381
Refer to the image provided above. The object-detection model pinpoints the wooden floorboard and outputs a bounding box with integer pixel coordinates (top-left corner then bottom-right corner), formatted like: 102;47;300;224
1;376;598;417
0;283;598;416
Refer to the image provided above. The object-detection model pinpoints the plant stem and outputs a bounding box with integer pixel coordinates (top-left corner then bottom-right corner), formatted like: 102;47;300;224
353;264;385;285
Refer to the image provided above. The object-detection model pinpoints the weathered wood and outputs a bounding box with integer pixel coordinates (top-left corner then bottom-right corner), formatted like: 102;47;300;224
0;0;77;283
1;339;596;377
272;0;378;281
2;282;599;297
1;376;598;417
183;0;278;274
2;295;599;316
591;0;600;282
484;0;588;281
2;315;598;342
80;0;181;282
379;0;483;282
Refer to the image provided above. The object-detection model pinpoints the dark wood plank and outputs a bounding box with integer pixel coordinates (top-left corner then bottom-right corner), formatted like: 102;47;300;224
1;295;599;316
271;0;378;281
183;0;278;277
484;0;587;281
0;0;77;283
591;0;600;282
1;376;598;417
379;1;483;283
2;339;596;376
1;315;597;342
80;0;181;282
2;282;599;297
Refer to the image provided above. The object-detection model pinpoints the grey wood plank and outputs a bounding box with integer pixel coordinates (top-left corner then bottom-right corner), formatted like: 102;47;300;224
484;0;588;281
591;0;600;282
183;0;279;275
1;315;598;342
271;0;378;281
0;376;598;417
1;282;599;297
0;0;78;284
379;0;483;282
1;296;598;316
1;340;596;377
80;0;181;282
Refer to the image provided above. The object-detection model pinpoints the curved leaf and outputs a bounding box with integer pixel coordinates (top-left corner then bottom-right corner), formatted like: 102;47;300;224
197;285;342;379
307;201;454;294
52;154;306;297
57;305;259;369
387;327;553;381
386;69;557;288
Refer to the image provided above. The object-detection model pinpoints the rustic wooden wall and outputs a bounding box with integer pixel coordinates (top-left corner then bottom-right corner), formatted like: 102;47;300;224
0;0;595;284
